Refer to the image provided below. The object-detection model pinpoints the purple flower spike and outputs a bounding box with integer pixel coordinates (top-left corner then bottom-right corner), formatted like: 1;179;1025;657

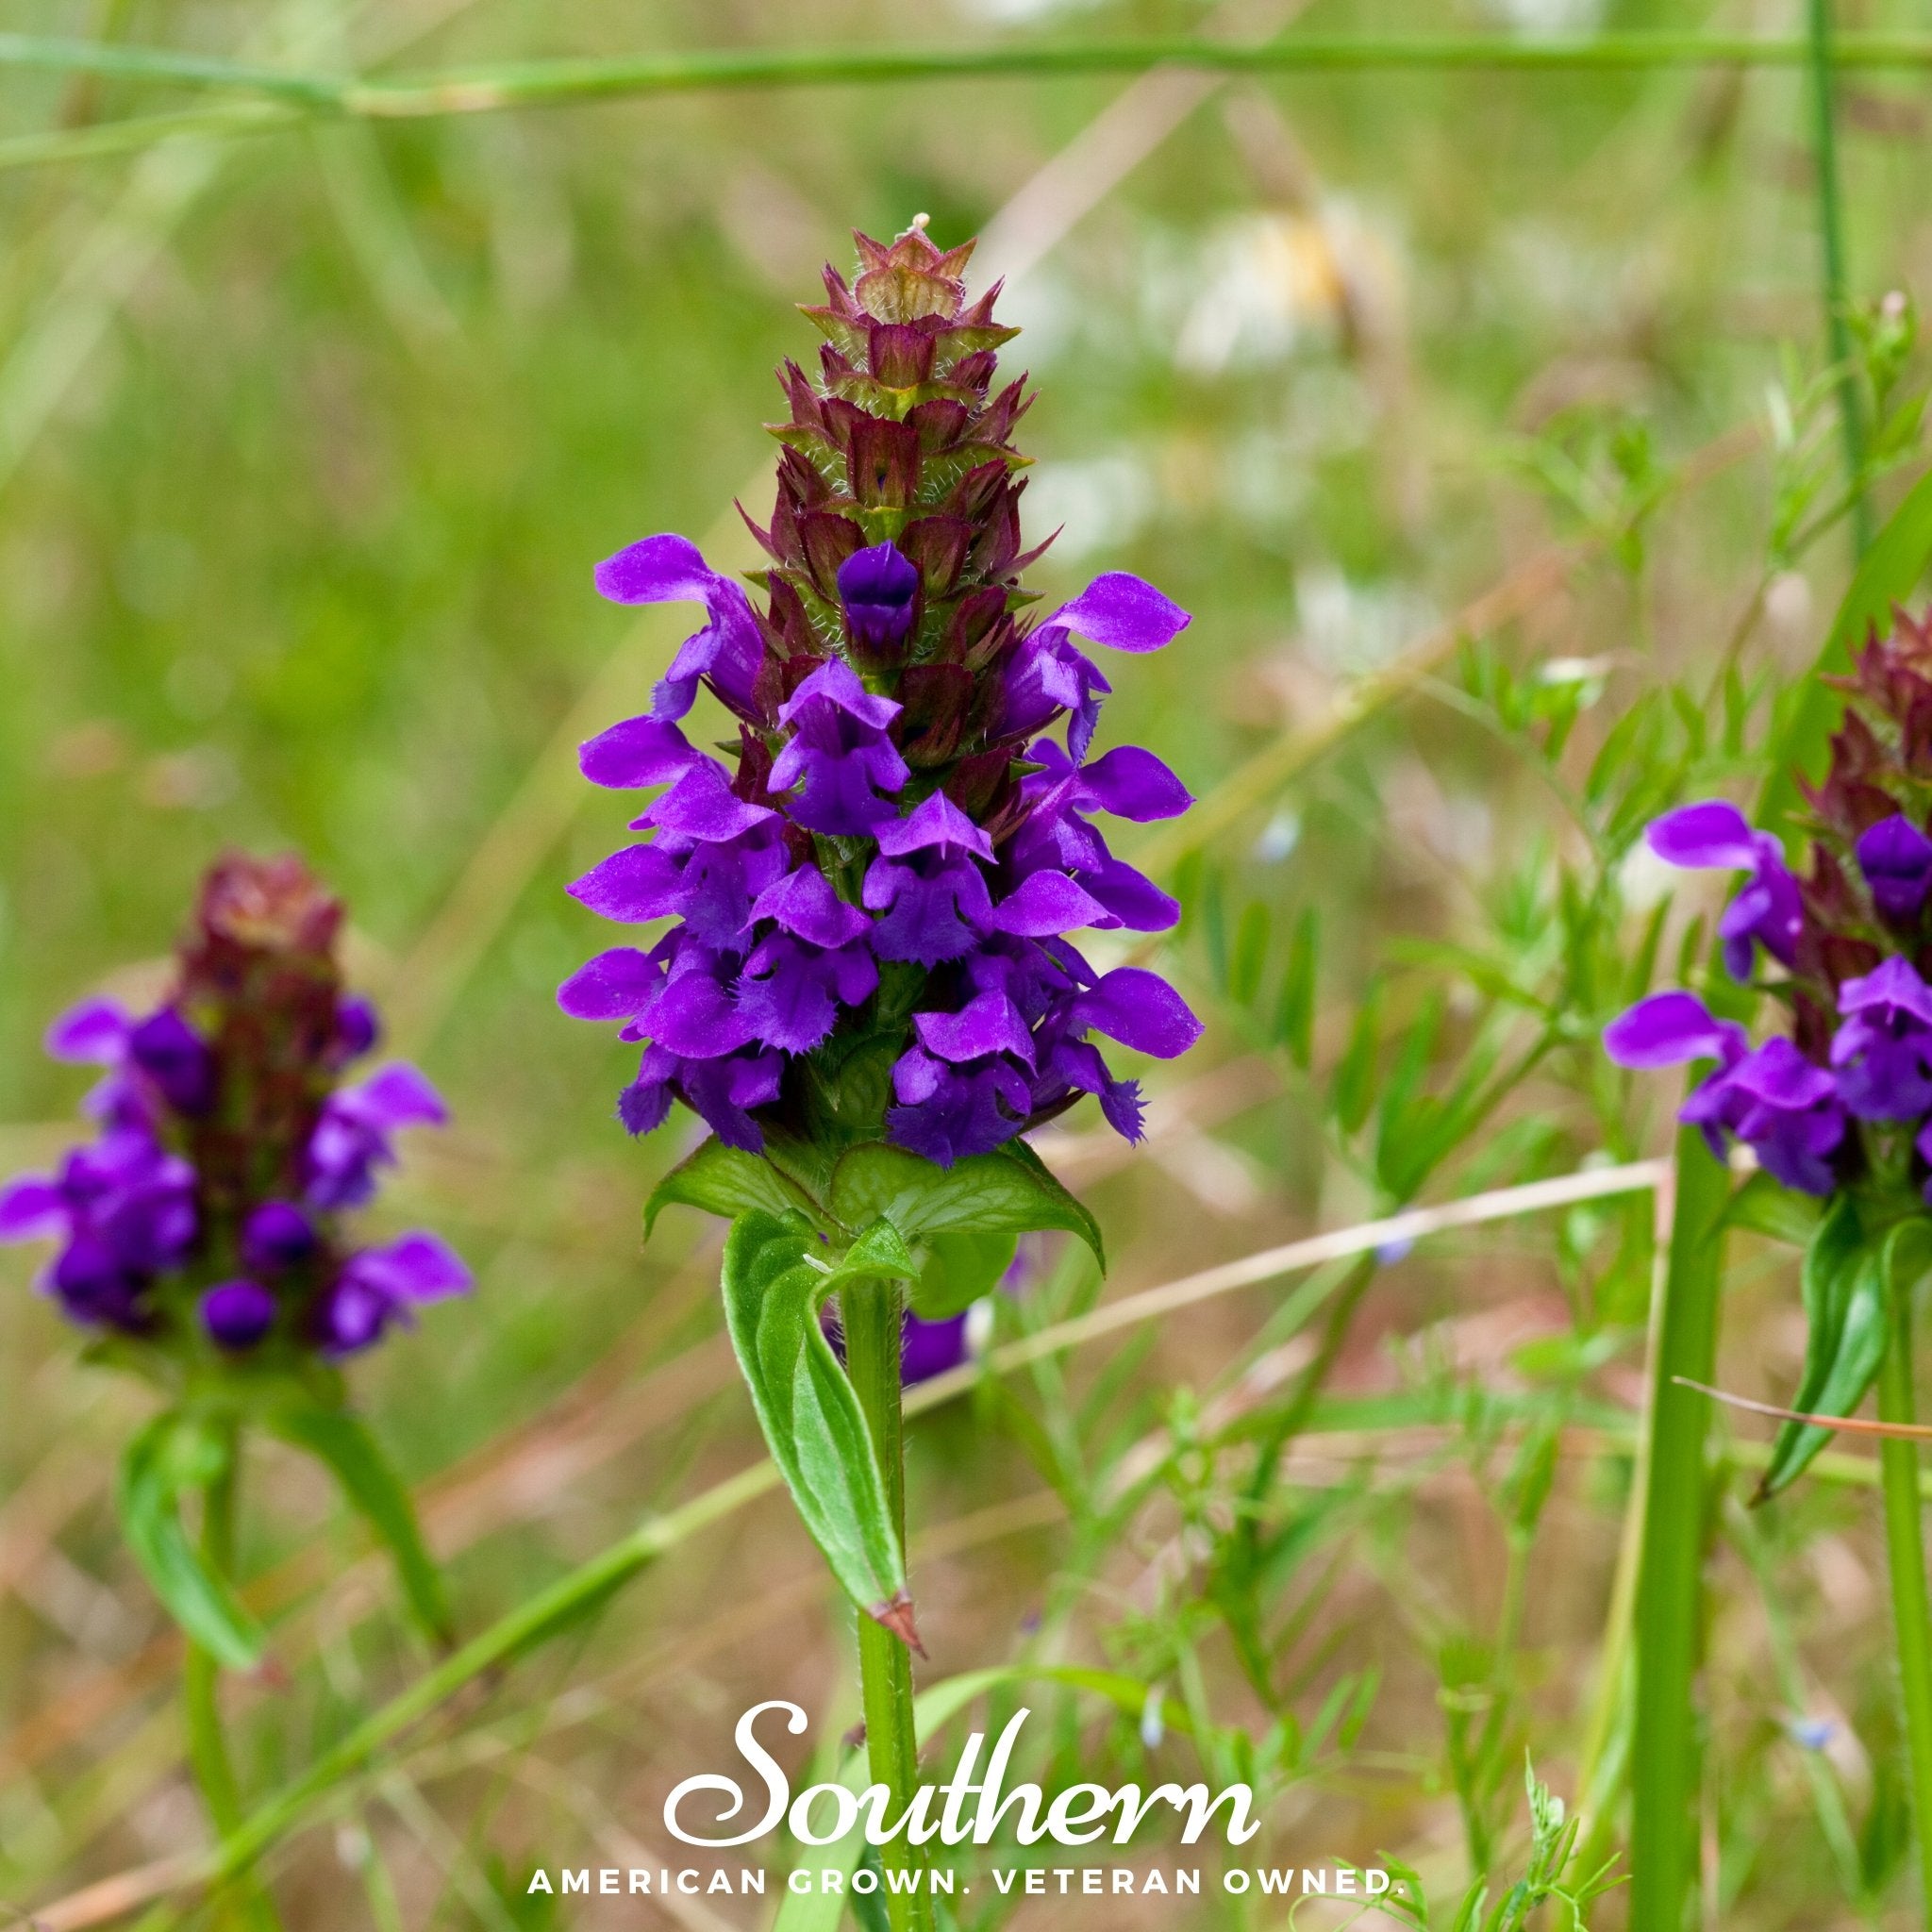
563;229;1203;1162
6;854;463;1360
1603;991;1747;1071
202;1280;277;1351
837;542;921;655
593;534;765;724
1857;814;1932;923
127;1009;217;1115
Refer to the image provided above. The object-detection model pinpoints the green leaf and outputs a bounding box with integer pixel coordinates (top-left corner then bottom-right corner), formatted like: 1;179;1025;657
818;1214;919;1291
1762;462;1932;838
909;1229;1017;1322
720;1212;907;1625
268;1405;452;1645
1274;907;1319;1070
644;1135;818;1235
1760;1199;1891;1497
116;1413;264;1671
1724;1169;1822;1247
827;1140;1103;1269
1331;982;1383;1136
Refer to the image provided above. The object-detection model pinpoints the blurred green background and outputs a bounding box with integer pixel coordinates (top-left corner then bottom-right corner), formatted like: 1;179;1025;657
3;0;1930;1924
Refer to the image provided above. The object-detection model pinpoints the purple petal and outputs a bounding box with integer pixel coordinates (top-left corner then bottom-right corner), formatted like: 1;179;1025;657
1839;955;1932;1026
1076;745;1193;822
987;870;1110;938
1068;968;1203;1058
569;845;685;923
1045;573;1191;655
335;995;381;1060
1081;857;1180;933
1646;801;1763;871
578;716;698;789
202;1280;277;1350
638;762;776;842
900;1312;971;1385
1602;991;1746;1070
350;1064;449;1129
1730;1037;1837;1109
0;1175;65;1241
241;1201;317;1274
644;972;756;1058
874;791;994;860
914;991;1037;1066
558;946;662;1022
45;998;132;1064
776;658;902;732
751;867;872;948
128;1009;216;1114
354;1231;472;1304
593;532;724;606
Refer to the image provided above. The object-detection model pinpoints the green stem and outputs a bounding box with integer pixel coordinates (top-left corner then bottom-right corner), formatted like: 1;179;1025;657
6;32;1932;123
1880;1274;1932;1924
841;1278;934;1932
1628;1127;1731;1932
184;1429;280;1932
1806;0;1873;556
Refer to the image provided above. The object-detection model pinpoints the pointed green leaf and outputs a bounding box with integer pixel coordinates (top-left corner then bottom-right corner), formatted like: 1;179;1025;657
644;1136;818;1235
268;1405;451;1645
820;1214;918;1291
1760;1198;1890;1497
721;1212;906;1625
827;1140;1103;1268
1274;907;1319;1069
116;1413;264;1671
909;1229;1018;1321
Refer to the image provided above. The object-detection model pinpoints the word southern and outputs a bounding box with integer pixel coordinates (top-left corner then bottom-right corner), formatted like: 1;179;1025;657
660;1701;1263;1850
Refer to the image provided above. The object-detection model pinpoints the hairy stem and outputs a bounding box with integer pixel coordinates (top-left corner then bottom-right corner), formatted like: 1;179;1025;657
184;1428;280;1932
841;1278;935;1932
1880;1274;1932;1925
1627;1125;1731;1931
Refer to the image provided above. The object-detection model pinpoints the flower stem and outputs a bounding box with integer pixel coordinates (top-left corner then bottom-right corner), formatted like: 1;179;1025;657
1627;1124;1731;1931
841;1277;935;1932
1879;1271;1932;1924
184;1426;280;1932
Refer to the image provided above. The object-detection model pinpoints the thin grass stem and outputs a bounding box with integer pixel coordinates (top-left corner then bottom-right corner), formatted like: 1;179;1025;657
1880;1273;1932;1926
1805;0;1873;555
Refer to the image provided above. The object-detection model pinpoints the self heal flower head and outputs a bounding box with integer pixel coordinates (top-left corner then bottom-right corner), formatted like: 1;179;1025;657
0;854;467;1359
562;225;1200;1162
